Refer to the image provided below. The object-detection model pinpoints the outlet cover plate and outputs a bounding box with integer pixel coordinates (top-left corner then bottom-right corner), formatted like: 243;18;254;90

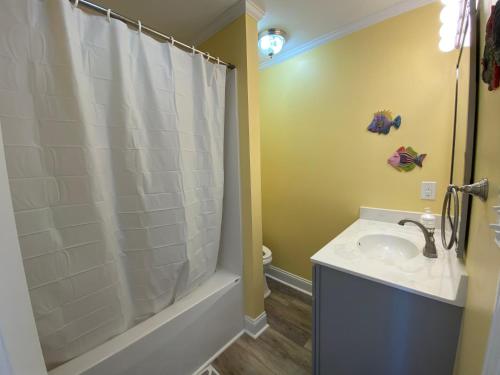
421;181;437;200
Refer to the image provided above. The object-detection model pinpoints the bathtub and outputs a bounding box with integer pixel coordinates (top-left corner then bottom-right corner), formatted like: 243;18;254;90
0;65;244;375
47;72;244;375
48;270;243;375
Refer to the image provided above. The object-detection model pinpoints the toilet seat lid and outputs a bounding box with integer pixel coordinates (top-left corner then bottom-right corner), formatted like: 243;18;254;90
262;245;272;259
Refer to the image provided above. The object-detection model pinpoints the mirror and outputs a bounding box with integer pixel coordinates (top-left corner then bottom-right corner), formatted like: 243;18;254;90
449;0;478;257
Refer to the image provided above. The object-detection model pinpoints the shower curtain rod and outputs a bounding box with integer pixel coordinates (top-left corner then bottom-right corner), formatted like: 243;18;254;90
68;0;235;70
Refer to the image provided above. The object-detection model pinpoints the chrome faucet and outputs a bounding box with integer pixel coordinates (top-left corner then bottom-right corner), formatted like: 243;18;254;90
398;219;438;258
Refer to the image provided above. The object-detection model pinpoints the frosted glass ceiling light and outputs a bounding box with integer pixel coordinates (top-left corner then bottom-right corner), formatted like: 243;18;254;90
258;29;287;58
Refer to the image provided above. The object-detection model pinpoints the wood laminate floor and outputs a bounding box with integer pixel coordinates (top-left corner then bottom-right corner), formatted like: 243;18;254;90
213;277;312;375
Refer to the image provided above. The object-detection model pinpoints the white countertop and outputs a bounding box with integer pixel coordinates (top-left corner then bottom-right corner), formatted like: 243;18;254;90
310;209;468;307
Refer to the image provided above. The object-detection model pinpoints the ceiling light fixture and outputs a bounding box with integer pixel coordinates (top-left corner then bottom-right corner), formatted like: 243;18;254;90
258;28;287;58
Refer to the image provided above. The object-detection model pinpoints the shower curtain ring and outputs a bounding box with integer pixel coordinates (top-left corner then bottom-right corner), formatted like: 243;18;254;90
106;9;111;22
73;0;79;9
217;57;220;64
171;37;175;46
192;46;196;55
137;20;142;34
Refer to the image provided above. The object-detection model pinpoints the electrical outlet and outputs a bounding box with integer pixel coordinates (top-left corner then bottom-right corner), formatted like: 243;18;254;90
421;181;437;200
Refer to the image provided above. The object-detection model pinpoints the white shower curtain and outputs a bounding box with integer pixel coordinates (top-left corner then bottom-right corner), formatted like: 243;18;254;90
0;0;227;368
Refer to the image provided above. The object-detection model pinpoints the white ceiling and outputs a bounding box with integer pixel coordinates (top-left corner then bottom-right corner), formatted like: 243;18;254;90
256;0;434;64
88;0;434;66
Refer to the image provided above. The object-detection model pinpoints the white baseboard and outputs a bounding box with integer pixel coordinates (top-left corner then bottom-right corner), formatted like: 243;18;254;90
265;265;312;296
244;312;269;339
192;330;244;375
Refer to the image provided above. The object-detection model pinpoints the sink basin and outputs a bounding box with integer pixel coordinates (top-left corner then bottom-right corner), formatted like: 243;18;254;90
311;216;468;307
357;234;419;264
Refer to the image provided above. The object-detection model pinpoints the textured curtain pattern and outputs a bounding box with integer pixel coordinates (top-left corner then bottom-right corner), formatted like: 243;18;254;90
0;0;226;368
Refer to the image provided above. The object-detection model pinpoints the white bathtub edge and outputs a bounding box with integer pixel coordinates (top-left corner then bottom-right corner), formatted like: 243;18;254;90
49;270;241;375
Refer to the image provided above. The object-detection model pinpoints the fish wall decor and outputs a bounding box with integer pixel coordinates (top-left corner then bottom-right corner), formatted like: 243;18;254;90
388;146;427;172
367;110;401;135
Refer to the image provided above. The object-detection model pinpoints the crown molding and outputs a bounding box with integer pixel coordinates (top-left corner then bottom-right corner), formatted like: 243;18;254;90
246;0;265;21
260;0;436;70
193;0;265;46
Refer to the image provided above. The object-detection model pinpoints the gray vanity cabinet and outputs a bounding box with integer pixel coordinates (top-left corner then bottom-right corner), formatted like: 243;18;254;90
312;265;463;375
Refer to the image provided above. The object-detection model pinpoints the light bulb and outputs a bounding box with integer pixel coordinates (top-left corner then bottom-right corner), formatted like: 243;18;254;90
258;29;287;57
440;3;460;24
440;23;458;39
259;36;271;50
439;37;455;52
438;0;463;53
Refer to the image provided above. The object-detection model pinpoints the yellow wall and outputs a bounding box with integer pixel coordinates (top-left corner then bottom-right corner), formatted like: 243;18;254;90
260;3;457;280
455;0;500;372
200;15;265;318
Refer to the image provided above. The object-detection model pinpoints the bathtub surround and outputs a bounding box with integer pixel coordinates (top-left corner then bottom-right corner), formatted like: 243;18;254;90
44;69;245;375
0;0;245;373
0;130;46;375
260;3;457;281
49;271;243;375
0;0;228;366
201;12;266;321
454;0;500;373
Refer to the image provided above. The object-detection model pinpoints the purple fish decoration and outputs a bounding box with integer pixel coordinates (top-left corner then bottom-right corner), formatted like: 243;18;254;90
388;146;426;172
367;110;401;135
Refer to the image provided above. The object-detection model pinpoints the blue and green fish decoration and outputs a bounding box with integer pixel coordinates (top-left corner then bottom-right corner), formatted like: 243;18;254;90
388;146;427;172
367;110;401;135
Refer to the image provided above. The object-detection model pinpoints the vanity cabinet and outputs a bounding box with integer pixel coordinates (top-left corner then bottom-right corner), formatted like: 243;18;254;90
312;265;463;375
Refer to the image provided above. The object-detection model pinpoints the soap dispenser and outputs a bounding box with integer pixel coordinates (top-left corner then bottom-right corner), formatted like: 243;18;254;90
421;208;436;230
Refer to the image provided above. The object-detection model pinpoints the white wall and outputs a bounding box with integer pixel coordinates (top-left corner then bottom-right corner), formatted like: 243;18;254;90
0;126;46;375
218;70;243;275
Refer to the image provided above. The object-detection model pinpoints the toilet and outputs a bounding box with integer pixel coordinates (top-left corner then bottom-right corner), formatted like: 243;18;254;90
263;245;273;298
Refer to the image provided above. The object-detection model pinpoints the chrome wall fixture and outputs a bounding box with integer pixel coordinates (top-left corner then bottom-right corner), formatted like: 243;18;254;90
441;179;489;250
459;178;489;201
